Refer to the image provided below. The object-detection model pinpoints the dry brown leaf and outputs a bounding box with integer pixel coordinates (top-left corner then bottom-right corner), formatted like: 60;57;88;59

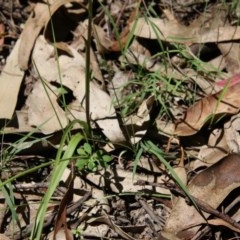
124;95;155;144
32;36;85;81
224;112;240;153
0;23;5;47
175;78;240;136
92;24;113;53
218;42;240;74
0;234;11;240
210;6;240;74
0;39;24;119
87;82;126;143
121;48;157;72
132;17;240;43
52;42;73;57
162;153;240;239
87;215;136;240
27;36;126;142
208;218;240;233
171;156;187;206
216;73;240;88
93;3;139;53
85;166;170;195
193;128;228;170
19;2;51;70
71;22;105;89
183;68;222;95
155;120;175;137
31;36;59;80
42;1;87;57
207;55;226;72
48;228;74;240
26;81;68;134
15;111;35;132
19;0;80;70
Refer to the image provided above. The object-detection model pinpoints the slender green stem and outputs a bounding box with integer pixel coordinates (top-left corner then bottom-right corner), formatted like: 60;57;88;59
85;0;93;137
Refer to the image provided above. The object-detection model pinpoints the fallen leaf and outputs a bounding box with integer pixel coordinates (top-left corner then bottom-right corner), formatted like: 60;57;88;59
0;39;24;119
26;81;68;134
224;112;240;153
88;215;136;240
212;6;240;74
0;234;10;240
125;95;155;144
85;165;170;195
0;23;5;48
92;24;113;53
48;228;73;240
155;120;175;137
175;78;240;136
172;152;187;206
131;17;240;43
193;128;228;170
93;3;139;53
162;154;240;239
19;0;80;70
218;42;240;74
19;2;50;70
216;73;240;87
208;218;240;233
28;35;126;142
183;68;222;95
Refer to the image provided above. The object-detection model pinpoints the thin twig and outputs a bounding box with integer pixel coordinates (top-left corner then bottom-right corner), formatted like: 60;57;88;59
135;180;240;232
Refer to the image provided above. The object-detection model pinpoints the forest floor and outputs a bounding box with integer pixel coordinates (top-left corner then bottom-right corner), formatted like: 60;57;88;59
1;0;240;240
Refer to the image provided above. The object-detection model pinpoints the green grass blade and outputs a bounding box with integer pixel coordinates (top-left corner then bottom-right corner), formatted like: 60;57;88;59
142;140;199;210
132;147;143;181
0;182;21;229
0;161;54;188
30;130;83;239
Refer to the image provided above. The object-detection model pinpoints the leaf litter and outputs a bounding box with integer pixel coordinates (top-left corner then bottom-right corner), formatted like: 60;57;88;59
1;0;240;239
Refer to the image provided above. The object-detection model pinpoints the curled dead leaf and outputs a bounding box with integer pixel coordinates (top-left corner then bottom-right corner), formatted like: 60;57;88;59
26;36;126;142
162;153;240;239
175;80;240;136
132;17;240;43
93;2;139;53
124;95;155;144
19;0;81;70
0;39;25;119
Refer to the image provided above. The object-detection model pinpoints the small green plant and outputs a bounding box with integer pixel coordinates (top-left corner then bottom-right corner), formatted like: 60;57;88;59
76;142;112;171
72;227;84;239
